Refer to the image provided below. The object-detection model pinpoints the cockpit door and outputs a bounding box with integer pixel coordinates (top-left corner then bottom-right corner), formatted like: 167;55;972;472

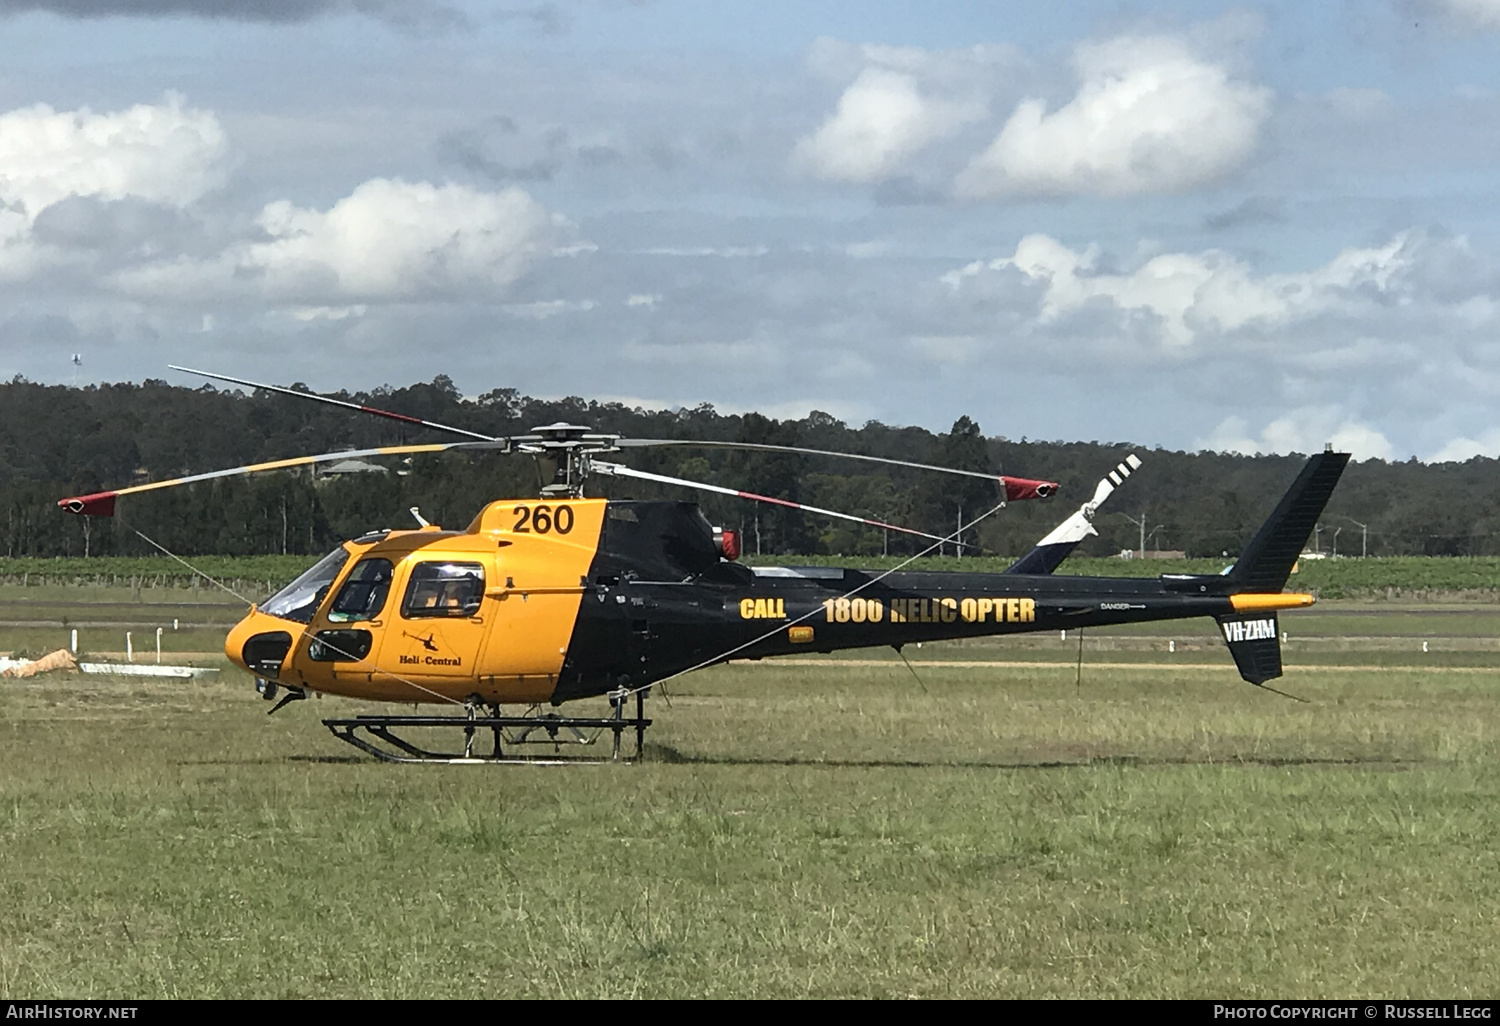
304;556;394;678
386;559;490;678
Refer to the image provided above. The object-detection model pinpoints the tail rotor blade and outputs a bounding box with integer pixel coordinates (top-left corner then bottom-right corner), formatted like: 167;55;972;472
1005;453;1143;575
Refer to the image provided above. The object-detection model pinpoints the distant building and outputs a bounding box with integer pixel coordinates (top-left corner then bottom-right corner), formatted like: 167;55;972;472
1116;549;1187;560
317;458;390;478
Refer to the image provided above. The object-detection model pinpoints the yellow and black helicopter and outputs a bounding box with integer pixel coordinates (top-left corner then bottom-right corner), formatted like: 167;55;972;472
59;368;1347;763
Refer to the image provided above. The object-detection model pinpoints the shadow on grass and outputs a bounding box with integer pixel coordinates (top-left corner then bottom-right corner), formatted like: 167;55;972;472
285;754;369;764
175;753;367;766
175;747;1423;771
643;742;1422;771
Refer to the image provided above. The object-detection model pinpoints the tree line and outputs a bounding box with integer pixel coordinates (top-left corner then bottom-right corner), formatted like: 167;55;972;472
3;375;1498;560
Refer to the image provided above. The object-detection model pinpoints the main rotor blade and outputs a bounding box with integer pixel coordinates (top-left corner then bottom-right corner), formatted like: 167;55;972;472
591;461;950;543
58;442;485;517
169;365;499;442
613;438;1058;501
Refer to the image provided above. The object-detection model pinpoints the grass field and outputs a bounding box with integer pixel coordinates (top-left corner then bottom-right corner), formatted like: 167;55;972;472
2;585;1499;998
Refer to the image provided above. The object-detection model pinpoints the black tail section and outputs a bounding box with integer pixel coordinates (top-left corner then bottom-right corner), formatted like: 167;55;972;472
1204;449;1348;687
1225;449;1350;593
1215;612;1282;685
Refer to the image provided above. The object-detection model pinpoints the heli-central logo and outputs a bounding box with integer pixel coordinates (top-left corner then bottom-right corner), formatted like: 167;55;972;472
1222;618;1276;643
399;654;463;667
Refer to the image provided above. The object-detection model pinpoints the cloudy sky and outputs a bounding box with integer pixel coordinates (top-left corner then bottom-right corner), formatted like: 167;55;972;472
2;1;1499;461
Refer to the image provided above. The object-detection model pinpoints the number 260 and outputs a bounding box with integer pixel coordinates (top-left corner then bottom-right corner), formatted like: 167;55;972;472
512;504;574;534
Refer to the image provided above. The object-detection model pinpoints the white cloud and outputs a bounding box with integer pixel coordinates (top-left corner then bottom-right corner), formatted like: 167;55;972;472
844;239;893;259
1428;0;1500;30
289;305;367;321
793;67;980;183
625;293;661;307
944;232;1413;347
804;38;1023;83
0;93;227;278
639;245;768;258
248;179;558;298
0;93;227;220
1428;429;1500;463
503;299;596;320
955;35;1270;199
117;178;565;302
1199;411;1394;461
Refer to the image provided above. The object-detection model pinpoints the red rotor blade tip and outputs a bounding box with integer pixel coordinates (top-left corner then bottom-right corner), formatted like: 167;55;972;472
58;492;118;517
1001;477;1059;502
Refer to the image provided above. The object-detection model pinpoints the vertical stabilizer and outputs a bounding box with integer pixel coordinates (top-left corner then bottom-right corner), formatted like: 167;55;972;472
1226;450;1350;593
1212;448;1349;685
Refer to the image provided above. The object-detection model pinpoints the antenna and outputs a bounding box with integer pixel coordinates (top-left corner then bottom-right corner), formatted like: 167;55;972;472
71;354;82;388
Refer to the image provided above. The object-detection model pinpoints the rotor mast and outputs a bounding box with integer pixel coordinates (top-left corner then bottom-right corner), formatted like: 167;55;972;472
512;423;621;498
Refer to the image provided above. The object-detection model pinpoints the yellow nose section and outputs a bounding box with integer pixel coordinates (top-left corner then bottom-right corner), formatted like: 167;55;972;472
1229;592;1316;612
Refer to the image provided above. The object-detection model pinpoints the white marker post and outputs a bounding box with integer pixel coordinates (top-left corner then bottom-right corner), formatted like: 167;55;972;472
70;629;78;654
156;627;163;664
126;632;133;662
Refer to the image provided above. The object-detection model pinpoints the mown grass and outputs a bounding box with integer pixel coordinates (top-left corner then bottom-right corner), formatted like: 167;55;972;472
2;644;1498;998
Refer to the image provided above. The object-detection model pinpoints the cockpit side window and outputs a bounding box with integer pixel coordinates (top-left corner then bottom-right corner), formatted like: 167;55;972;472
401;562;485;619
260;547;350;624
327;558;394;623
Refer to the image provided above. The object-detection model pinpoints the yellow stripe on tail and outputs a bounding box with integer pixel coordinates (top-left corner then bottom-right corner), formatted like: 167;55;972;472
1229;592;1315;612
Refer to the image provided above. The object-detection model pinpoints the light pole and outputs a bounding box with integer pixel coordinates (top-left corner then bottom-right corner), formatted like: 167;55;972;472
1116;511;1148;558
1343;516;1368;558
1332;526;1342;558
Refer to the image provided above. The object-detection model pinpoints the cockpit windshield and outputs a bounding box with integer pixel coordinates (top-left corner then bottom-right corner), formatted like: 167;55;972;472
260;547;350;624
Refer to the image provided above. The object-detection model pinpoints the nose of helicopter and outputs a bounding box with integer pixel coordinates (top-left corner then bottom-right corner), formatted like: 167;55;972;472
225;609;294;681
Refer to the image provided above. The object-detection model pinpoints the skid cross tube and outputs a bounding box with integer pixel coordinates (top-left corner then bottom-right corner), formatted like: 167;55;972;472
322;708;652;764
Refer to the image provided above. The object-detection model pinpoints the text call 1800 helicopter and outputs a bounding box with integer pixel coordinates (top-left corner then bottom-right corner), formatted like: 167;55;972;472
59;367;1348;763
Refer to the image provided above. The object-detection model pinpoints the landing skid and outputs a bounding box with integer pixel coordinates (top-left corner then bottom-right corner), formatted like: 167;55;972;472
322;689;651;764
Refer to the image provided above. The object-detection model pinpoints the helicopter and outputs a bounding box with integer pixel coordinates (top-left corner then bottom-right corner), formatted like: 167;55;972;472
58;368;1348;763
